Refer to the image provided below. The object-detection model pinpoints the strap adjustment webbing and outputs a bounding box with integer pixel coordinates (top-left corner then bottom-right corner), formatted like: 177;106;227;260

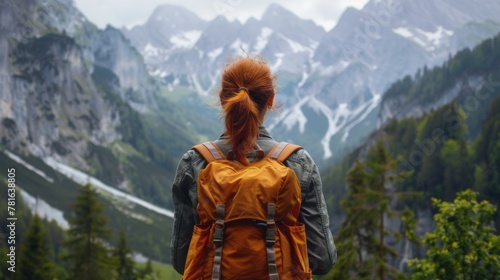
266;203;279;280
212;204;225;280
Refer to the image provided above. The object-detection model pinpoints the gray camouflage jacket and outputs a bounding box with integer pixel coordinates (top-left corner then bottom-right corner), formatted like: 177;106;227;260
170;126;337;275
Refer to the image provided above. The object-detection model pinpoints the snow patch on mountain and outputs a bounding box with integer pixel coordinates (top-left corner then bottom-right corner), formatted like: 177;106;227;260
419;26;454;45
21;185;155;263
269;93;382;159
208;47;223;61
394;27;428;47
393;27;413;38
230;38;249;53
298;71;309;87
191;73;218;96
269;96;311;133
341;95;381;142
43;157;174;218
5;151;54;183
143;43;171;77
254;27;273;53
21;188;69;229
283;107;307;133
271;53;284;71
281;35;309;53
170;30;202;48
144;43;163;58
309;98;350;159
319;60;351;76
309;39;320;51
417;26;453;51
150;68;168;78
393;26;453;51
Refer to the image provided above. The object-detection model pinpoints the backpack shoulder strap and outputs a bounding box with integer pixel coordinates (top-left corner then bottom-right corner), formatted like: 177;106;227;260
192;142;226;163
267;142;302;162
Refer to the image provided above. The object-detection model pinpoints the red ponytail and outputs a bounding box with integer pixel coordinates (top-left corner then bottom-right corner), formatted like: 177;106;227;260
219;56;276;165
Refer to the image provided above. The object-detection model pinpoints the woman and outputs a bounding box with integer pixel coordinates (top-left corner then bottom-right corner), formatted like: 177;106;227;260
171;55;336;279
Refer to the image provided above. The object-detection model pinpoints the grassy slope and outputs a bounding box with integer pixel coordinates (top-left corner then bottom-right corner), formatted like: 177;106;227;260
0;150;174;263
136;261;182;280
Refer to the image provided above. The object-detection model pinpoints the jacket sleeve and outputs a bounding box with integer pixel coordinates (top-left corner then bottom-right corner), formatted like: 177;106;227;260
290;150;337;275
170;152;196;275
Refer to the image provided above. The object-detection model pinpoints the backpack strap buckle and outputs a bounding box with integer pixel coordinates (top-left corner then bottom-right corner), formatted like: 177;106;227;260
265;226;276;246
266;204;276;246
213;204;225;245
213;222;225;245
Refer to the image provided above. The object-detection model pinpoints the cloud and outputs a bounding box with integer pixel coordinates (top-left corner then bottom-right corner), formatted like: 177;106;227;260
73;0;370;31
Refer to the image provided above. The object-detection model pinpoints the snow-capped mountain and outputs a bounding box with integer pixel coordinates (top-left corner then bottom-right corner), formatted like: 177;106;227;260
122;0;500;162
307;0;500;159
122;3;325;98
125;4;206;51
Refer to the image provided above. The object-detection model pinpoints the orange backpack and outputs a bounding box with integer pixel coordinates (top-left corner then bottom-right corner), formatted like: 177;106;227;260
182;142;312;280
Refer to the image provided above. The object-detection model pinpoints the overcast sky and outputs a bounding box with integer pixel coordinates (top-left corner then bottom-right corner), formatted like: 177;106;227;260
73;0;370;32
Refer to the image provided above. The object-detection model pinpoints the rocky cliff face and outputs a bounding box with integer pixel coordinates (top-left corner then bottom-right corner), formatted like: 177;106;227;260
90;25;159;111
0;0;120;169
0;0;159;170
378;75;485;124
7;34;121;166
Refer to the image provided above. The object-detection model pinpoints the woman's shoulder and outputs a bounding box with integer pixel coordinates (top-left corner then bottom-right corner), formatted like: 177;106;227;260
286;146;315;165
176;148;209;172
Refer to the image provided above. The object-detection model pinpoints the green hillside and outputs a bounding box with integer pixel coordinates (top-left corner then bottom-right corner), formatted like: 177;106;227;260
323;32;500;228
0;150;173;264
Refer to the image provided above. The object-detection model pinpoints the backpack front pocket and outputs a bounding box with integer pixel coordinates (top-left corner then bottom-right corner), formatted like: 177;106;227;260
279;222;312;279
183;224;213;279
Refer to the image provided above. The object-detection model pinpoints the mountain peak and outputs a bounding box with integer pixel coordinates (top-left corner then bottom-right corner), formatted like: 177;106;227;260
151;4;196;17
262;3;296;21
261;3;325;42
211;14;231;24
203;14;242;31
146;4;205;30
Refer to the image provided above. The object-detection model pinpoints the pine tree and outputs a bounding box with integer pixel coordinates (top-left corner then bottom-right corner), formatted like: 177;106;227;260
472;165;487;194
329;160;374;279
489;138;500;193
17;214;57;280
328;139;417;280
63;183;115;280
364;139;409;280
115;228;136;280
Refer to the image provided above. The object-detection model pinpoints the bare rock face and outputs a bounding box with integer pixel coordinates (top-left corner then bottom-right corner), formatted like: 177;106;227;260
4;33;115;166
0;0;166;168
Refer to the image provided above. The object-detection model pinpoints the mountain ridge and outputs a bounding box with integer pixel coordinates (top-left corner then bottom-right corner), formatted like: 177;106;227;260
121;0;500;163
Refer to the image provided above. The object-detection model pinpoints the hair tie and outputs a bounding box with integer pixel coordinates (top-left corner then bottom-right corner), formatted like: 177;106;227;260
238;87;249;94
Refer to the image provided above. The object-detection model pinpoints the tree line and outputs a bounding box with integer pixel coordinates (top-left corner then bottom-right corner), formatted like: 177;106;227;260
323;139;500;279
319;91;500;279
0;182;158;280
